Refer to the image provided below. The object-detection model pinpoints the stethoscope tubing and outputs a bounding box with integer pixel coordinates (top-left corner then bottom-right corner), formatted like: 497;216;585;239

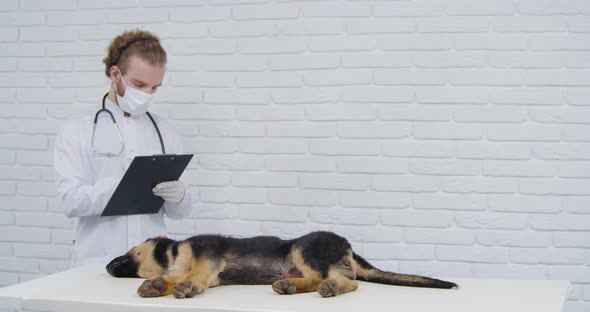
93;93;165;155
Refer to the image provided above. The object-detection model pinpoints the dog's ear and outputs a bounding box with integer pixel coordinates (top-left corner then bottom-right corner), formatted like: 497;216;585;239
144;235;168;243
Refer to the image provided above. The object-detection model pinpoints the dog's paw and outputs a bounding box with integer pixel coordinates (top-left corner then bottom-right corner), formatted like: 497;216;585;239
318;280;339;298
272;279;296;295
137;277;166;298
173;282;197;299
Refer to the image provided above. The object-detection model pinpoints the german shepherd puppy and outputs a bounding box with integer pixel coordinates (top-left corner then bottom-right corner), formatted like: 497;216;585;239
106;231;457;298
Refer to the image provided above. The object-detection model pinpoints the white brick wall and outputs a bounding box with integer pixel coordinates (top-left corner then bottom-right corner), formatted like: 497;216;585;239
0;1;589;311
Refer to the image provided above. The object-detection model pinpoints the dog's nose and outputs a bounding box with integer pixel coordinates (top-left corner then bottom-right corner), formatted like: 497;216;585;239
106;260;118;276
106;255;126;276
106;254;139;278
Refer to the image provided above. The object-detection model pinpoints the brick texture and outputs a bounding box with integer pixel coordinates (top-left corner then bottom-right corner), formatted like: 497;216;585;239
0;1;589;311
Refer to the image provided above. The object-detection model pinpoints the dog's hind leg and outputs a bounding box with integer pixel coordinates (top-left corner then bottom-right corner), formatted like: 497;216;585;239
318;275;358;297
272;272;359;297
317;250;359;297
272;247;324;295
272;277;322;295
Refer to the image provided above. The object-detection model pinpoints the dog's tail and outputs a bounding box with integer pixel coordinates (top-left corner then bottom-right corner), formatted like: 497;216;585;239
352;252;458;289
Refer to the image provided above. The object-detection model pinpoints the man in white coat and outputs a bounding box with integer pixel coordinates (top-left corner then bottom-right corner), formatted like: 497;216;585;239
54;30;192;266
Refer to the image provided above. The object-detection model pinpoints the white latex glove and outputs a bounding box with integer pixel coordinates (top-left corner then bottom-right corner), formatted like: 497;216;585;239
153;181;186;205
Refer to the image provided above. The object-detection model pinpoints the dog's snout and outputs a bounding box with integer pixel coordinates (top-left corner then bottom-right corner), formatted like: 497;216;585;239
106;254;139;278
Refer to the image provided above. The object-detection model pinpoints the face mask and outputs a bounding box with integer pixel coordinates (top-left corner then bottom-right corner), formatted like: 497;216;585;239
115;72;155;115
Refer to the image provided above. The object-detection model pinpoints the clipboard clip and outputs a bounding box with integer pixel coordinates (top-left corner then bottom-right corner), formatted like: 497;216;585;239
151;154;177;161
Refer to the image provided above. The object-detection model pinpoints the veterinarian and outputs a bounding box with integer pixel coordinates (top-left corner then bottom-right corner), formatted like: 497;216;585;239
54;29;192;266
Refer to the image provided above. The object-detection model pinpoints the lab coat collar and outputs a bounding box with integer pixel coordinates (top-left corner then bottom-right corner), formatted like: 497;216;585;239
103;96;143;121
103;96;124;118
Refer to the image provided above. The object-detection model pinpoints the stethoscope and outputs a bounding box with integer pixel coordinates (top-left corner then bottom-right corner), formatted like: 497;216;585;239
91;93;165;156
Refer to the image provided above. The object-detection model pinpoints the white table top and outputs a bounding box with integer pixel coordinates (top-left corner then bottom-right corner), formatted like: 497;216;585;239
0;263;570;312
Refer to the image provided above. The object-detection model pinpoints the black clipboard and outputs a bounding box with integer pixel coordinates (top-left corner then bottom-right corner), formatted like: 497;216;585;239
101;154;193;217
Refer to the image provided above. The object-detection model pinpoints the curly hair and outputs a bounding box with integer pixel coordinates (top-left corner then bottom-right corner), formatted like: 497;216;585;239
102;29;167;77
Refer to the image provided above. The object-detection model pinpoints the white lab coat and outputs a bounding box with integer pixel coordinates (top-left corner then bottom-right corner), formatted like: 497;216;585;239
54;97;192;266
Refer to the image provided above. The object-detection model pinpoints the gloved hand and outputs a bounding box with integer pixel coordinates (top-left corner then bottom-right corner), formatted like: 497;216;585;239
153;181;186;205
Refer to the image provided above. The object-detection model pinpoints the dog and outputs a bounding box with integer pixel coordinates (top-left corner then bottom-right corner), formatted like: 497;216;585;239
106;231;457;298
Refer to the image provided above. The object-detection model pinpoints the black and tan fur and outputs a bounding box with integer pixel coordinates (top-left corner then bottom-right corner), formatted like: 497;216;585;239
106;231;457;298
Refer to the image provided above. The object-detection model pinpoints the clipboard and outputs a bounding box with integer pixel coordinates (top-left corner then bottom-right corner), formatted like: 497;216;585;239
101;154;193;217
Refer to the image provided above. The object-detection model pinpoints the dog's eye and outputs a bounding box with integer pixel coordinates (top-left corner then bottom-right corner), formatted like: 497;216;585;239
137;252;141;256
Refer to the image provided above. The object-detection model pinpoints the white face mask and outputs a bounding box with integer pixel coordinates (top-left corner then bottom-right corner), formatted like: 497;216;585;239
115;73;155;115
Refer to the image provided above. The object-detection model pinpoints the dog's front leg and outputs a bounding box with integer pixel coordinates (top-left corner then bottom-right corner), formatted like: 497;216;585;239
169;273;207;299
137;276;174;298
137;270;197;298
172;257;224;299
138;266;194;298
